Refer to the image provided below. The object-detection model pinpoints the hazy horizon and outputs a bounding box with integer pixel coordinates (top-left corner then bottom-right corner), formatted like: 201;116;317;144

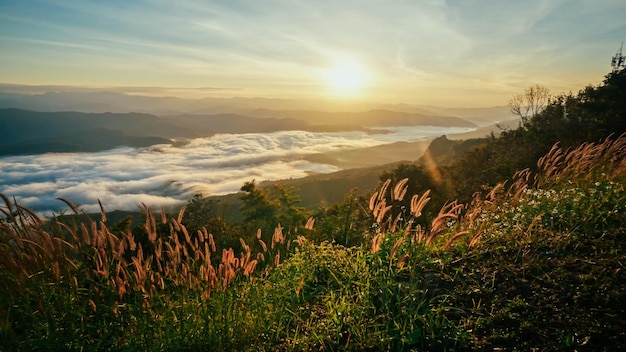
1;1;624;107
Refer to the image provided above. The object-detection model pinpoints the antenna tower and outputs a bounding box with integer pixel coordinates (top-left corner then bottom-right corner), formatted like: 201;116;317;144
611;42;625;72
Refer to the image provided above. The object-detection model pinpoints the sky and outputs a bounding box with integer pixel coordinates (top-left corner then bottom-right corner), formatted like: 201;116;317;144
0;0;625;107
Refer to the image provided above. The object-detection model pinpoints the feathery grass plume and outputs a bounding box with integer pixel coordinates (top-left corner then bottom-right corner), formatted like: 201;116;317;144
371;233;384;253
396;253;409;269
368;191;379;212
272;225;285;248
390;212;403;233
486;182;506;202
375;199;393;225
222;248;235;266
198;227;206;243
258;239;268;253
56;197;80;215
239;238;250;254
96;199;107;223
377;178;392;204
425;201;463;246
444;230;470;251
410;190;431;218
370;178;414;228
0;193;13;217
208;232;216;252
389;237;404;259
240;251;251;271
392;177;409;201
508;168;531;201
181;224;193;246
243;259;258;277
142;203;158;242
176;206;187;224
534;133;626;186
369;179;392;223
305;216;316;230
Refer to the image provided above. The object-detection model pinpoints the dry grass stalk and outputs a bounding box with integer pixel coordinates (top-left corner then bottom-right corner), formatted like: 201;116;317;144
243;259;258;276
240;238;250;254
258;239;268;253
534;133;626;186
392;178;409;201
371;233;384;253
272;225;285;248
1;192;305;307
460;134;626;249
410;190;431;218
390;237;404;259
176;206;185;224
390;212;403;233
444;231;470;251
397;254;408;269
426;201;464;246
305;216;316;230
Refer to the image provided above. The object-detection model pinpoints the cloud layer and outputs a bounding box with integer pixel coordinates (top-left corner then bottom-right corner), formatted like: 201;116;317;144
0;126;470;215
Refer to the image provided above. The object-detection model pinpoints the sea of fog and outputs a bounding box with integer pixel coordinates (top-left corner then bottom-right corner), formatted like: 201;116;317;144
0;125;473;215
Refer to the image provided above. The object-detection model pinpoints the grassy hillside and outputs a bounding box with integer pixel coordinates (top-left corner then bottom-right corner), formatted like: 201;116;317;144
1;70;625;350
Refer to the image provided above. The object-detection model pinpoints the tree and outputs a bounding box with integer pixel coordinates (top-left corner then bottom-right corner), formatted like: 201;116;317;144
239;180;308;236
240;180;279;235
309;189;372;246
509;84;551;127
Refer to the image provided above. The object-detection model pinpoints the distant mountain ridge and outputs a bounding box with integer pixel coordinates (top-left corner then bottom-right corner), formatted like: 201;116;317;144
0;108;476;156
0;85;508;125
246;109;477;127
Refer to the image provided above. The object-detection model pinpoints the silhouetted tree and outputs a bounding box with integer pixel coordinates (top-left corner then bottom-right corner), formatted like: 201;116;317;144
509;84;551;127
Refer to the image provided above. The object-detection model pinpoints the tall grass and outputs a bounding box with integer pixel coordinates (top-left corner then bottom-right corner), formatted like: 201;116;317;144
445;133;626;350
0;196;296;350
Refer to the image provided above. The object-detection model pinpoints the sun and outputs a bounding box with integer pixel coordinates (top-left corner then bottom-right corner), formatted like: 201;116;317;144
323;57;368;97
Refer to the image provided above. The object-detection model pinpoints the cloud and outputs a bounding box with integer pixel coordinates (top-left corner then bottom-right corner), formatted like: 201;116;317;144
0;126;471;215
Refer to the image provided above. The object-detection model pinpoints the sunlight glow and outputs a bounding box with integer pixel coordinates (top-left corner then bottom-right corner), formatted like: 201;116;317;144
324;57;369;97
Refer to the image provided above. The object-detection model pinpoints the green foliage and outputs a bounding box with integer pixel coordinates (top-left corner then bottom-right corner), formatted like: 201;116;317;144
221;240;463;351
448;180;626;350
445;69;626;203
307;189;372;246
239;180;308;236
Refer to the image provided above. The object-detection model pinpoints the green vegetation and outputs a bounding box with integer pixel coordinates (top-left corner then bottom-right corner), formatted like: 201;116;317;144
1;69;625;350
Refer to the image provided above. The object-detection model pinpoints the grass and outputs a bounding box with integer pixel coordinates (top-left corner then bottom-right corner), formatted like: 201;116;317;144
1;134;625;351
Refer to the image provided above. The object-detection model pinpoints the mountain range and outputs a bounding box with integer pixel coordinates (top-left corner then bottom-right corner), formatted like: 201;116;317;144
0;107;479;156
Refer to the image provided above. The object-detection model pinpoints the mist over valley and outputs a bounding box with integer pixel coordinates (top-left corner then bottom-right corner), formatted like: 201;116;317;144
0;93;495;215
